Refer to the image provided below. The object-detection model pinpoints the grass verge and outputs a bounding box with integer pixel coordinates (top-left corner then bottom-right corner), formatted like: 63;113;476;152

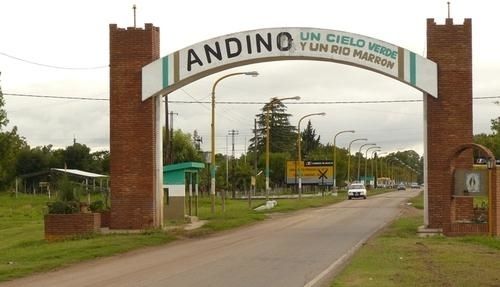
0;193;174;281
331;192;500;287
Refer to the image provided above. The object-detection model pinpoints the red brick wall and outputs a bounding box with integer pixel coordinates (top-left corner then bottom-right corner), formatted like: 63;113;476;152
426;19;473;228
109;24;160;229
493;168;499;235
44;213;101;241
451;196;474;221
100;211;111;228
443;222;488;236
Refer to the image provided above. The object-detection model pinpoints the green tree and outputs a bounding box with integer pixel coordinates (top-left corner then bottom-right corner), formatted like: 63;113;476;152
15;147;50;176
171;129;202;163
381;150;423;184
249;100;297;155
214;153;227;190
90;150;110;174
0;72;7;129
64;143;92;171
49;148;65;168
0;75;28;189
0;127;27;189
474;116;500;159
233;158;253;191
490;117;500;135
300;120;321;158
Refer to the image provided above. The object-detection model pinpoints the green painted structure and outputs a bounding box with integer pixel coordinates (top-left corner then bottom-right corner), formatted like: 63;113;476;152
163;162;205;220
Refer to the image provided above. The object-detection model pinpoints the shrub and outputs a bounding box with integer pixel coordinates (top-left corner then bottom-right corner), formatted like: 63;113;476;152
89;200;105;212
47;200;79;214
47;176;81;214
57;175;80;202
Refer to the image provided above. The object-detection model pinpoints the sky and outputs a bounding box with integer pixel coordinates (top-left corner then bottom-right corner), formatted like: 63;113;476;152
0;0;498;157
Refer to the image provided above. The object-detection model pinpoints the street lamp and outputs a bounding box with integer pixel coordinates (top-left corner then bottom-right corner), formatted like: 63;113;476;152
357;143;376;182
373;152;387;187
297;112;326;199
364;147;380;186
386;158;396;184
265;96;300;200
211;71;258;213
333;130;355;191
347;138;367;183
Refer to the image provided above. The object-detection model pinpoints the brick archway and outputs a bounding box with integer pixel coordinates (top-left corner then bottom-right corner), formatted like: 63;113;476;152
446;143;498;236
449;143;496;169
108;19;480;234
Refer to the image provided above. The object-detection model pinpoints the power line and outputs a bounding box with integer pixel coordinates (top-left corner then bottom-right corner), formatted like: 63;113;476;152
4;92;500;103
4;93;108;101
168;97;500;104
0;51;108;70
173;100;423;104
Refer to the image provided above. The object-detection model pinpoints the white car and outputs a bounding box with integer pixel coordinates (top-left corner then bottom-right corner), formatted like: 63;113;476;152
347;183;367;200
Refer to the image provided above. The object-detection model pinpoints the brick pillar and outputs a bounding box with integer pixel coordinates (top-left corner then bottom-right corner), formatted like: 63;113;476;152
109;24;161;229
425;19;473;229
493;168;499;235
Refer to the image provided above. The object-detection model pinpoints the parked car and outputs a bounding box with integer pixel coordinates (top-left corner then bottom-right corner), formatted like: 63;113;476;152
397;183;406;191
347;183;367;200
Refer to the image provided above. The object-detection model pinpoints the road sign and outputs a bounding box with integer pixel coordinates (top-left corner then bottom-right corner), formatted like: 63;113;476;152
286;161;333;185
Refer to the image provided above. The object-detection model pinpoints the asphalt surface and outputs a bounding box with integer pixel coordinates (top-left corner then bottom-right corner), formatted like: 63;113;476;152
1;190;419;287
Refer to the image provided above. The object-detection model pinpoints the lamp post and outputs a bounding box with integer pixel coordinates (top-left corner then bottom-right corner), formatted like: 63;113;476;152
347;138;367;183
392;157;404;184
373;152;387;187
211;71;258;214
333;130;355;191
385;158;395;181
265;96;300;200
364;147;380;186
297;112;326;199
388;158;395;184
357;143;376;182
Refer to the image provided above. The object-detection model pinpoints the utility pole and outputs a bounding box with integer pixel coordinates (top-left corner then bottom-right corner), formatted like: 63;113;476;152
169;111;178;163
228;129;239;198
251;119;258;207
163;96;170;165
254;119;258;174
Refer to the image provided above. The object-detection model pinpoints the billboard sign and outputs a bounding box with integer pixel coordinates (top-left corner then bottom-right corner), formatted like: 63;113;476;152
286;160;333;185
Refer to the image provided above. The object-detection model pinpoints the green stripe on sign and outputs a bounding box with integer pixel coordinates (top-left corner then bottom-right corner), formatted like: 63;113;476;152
397;47;405;80
162;56;169;88
409;52;416;85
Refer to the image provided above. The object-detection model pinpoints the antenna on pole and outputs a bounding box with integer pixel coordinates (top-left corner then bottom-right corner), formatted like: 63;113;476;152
133;4;137;28
447;1;451;18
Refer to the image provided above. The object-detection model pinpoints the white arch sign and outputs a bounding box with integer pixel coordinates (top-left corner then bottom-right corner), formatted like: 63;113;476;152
142;27;437;100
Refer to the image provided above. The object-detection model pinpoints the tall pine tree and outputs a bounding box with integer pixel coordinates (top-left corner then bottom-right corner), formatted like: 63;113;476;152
300;120;321;158
248;100;296;155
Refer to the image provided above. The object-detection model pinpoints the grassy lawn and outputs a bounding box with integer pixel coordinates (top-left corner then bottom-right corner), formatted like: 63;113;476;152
331;192;500;287
0;192;175;281
0;188;395;282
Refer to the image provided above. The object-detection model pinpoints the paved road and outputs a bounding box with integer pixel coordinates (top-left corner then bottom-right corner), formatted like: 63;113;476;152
2;190;418;287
